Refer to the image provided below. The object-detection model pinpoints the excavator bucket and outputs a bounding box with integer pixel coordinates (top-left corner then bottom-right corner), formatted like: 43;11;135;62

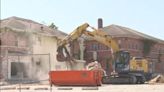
57;46;67;61
57;45;74;62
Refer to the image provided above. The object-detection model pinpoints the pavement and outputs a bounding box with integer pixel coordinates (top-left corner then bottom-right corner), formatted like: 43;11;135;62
0;84;164;92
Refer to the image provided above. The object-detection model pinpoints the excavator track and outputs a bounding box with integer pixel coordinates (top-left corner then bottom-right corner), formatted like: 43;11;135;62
102;73;146;84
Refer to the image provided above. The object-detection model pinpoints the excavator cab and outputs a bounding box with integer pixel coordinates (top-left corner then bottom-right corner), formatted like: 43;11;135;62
114;51;131;73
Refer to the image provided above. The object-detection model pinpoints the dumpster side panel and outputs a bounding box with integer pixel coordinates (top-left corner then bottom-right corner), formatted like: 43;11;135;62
49;70;102;86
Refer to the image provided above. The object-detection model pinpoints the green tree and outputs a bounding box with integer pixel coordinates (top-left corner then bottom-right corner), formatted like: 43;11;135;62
49;23;58;29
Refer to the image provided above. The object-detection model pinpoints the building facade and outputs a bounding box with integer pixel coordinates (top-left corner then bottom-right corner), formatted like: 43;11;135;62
0;17;67;81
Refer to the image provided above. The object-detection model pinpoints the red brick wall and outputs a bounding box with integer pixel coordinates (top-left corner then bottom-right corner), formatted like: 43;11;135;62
153;44;164;73
71;37;164;73
0;30;29;54
0;29;30;79
1;31;17;46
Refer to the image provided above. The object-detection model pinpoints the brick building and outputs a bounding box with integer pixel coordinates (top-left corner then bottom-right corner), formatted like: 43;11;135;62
0;17;66;81
71;19;164;74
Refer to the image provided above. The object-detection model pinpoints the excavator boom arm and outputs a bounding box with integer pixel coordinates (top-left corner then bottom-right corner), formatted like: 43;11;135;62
57;23;119;62
83;30;119;53
57;23;89;47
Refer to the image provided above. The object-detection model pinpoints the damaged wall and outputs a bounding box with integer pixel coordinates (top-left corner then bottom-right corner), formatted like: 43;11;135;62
0;16;68;82
0;28;67;81
0;28;31;80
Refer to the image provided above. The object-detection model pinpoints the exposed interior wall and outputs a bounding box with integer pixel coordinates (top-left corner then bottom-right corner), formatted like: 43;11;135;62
32;34;57;70
32;34;68;73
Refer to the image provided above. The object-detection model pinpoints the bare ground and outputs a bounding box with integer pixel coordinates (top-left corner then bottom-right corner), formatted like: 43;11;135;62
0;83;164;92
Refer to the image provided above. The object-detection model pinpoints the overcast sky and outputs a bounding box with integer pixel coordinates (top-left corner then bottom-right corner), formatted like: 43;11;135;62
1;0;164;40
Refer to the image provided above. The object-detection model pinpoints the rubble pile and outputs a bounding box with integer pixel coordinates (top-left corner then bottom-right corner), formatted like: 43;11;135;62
148;74;164;83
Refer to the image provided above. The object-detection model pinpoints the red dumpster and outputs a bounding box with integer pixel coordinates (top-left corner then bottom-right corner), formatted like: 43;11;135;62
49;70;102;86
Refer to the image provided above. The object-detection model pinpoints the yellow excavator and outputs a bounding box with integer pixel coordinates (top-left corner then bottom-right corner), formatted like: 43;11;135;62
56;23;151;84
130;57;148;73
